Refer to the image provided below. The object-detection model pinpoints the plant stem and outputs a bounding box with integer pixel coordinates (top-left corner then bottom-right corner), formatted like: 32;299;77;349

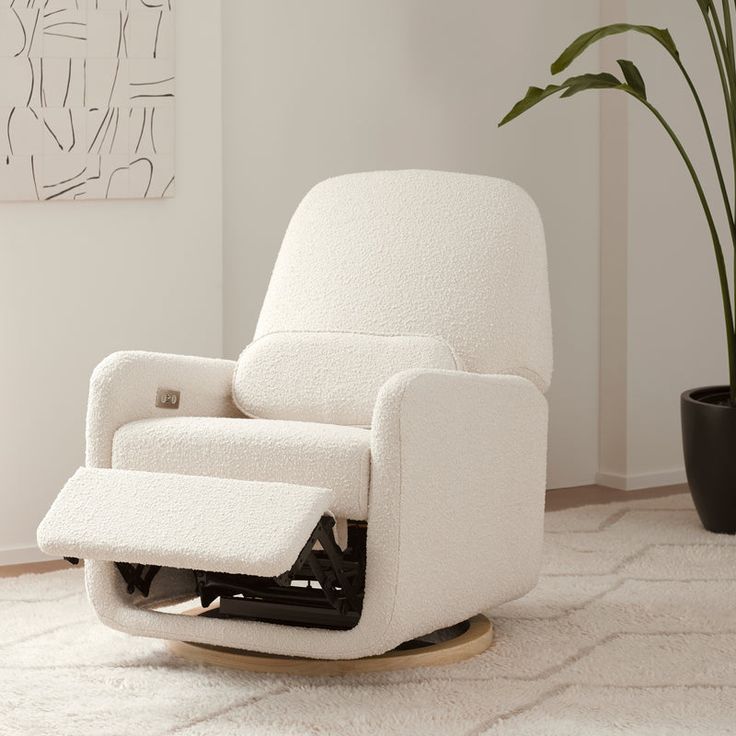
723;1;736;383
720;3;736;203
676;58;735;238
701;7;736;389
722;1;735;69
708;9;736;208
726;2;736;382
703;11;736;207
629;91;736;402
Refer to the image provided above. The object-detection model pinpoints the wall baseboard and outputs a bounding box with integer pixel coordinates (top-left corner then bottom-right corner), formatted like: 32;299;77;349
0;544;50;566
595;468;687;491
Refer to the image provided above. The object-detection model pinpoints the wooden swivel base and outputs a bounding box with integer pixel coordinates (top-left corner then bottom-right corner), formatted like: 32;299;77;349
168;612;493;675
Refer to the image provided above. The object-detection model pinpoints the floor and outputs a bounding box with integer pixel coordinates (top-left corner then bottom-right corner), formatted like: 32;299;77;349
544;482;687;511
3;486;727;735
0;483;689;579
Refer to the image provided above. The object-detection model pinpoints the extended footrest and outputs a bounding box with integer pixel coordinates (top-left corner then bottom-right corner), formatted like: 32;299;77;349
37;467;366;629
37;467;335;578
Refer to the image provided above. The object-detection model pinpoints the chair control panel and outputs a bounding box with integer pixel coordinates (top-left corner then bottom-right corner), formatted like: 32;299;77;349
156;388;181;409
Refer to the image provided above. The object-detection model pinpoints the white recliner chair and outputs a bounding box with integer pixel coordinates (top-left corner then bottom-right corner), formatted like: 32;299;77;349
38;169;552;661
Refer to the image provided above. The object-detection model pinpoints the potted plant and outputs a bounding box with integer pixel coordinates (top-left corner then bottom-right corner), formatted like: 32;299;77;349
500;3;736;534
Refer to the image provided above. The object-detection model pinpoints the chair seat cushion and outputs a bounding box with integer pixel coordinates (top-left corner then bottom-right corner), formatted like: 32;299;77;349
111;417;371;520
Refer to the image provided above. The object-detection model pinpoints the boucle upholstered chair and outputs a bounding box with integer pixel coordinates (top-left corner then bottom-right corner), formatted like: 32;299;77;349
38;170;552;663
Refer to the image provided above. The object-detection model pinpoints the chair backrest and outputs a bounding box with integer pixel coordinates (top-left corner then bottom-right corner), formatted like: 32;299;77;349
232;170;552;426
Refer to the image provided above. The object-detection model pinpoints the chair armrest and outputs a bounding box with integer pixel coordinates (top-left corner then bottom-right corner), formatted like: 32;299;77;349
86;351;240;468
366;369;548;644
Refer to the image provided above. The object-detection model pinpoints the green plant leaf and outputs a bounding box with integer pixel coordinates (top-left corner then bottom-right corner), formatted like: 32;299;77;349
617;59;647;99
559;72;624;97
498;85;566;126
499;73;624;126
551;24;679;74
696;0;715;14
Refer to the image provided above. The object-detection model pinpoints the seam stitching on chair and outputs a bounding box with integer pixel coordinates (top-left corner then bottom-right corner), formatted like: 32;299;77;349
360;444;371;519
247;328;462;370
498;366;549;393
374;372;414;646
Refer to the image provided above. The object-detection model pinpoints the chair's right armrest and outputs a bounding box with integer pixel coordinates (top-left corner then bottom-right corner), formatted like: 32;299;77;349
86;351;240;468
364;369;549;649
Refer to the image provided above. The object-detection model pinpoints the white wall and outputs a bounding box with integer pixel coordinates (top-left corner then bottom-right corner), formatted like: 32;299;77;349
598;0;732;489
7;1;718;565
221;0;602;489
598;0;630;487
0;2;223;564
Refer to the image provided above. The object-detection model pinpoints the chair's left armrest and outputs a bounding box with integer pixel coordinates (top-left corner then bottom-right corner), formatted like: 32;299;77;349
86;351;240;468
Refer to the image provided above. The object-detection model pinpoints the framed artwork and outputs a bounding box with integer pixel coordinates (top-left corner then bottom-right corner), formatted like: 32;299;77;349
0;0;175;201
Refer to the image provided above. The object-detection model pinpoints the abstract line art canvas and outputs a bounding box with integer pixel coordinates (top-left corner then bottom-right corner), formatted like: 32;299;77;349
0;0;175;202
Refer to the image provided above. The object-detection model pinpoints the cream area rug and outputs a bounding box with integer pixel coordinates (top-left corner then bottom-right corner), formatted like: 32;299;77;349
2;492;735;736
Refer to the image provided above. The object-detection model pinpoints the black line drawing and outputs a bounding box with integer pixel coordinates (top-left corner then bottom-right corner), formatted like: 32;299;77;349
105;163;129;198
134;108;146;154
6;109;16;155
43;166;86;188
129;156;153;197
153;10;162;58
68;109;75;151
87;156;101;181
44;32;86;41
62;58;72;106
27;10;41;56
99;105;115;151
130;93;173;100
1;0;175;201
88;109;110;153
122;13;129;57
11;8;28;57
160;174;174;198
30;154;39;199
46;180;85;200
109;108;120;154
45;22;86;31
116;11;124;58
107;59;120;108
130;76;174;86
43;118;64;150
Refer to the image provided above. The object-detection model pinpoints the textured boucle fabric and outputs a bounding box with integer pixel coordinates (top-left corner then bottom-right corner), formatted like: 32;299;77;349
254;170;552;391
85;371;548;659
45;171;553;660
38;468;333;578
86;351;242;469
112;416;371;520
233;331;460;426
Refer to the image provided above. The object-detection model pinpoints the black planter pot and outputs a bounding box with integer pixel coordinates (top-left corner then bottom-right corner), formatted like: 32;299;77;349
681;386;736;535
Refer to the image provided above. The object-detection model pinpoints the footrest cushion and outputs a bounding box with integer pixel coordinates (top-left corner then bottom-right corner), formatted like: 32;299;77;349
37;467;334;577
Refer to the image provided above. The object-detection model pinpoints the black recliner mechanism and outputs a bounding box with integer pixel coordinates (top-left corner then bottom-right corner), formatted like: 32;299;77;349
195;517;367;630
64;557;162;598
64;516;368;630
115;562;162;597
